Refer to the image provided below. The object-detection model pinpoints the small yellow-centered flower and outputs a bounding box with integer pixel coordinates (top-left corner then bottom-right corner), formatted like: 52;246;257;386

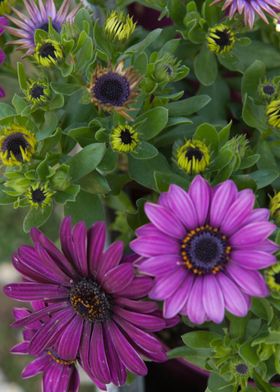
26;183;54;209
0;125;36;166
111;124;139;153
26;80;50;105
267;99;280;128
177;140;210;174
105;11;136;41
266;263;280;293
34;39;63;67
207;24;236;55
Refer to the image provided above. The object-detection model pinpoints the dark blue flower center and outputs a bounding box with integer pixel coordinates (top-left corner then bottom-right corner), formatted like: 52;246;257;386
70;278;111;322
38;21;61;33
120;129;133;144
181;225;231;275
30;85;44;99
235;363;248;375
92;72;130;106
31;188;46;204
213;29;231;48
274;272;280;284
39;43;56;59
1;133;29;161
263;84;275;95
185;147;203;161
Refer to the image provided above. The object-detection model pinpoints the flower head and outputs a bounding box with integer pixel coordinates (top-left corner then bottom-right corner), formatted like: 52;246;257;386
267;99;280;128
258;80;279;100
130;175;278;324
4;218;173;388
26;80;50;105
177;140;210;174
111;124;139;152
0;0;15;15
266;263;280;293
34;38;63;67
0;125;36;166
90;62;141;120
105;11;136;41
6;0;79;55
26;183;54;208
154;53;183;83
211;0;280;29
207;24;236;54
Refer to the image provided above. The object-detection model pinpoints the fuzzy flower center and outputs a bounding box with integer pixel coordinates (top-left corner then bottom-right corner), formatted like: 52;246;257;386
30;85;44;99
70;278;111;322
120;129;133;144
93;72;130;106
263;84;275;95
1;132;29;161
181;225;231;275
274;272;280;284
31;188;46;204
213;29;231;49
185;147;203;162
39;43;57;59
235;363;248;375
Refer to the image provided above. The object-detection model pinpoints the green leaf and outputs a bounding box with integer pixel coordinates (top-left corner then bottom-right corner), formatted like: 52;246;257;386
166;117;192;129
130;142;158;160
182;331;219;350
136;107;168;140
17;62;28;91
0;191;15;205
193;122;219;152
251;298;273;323
23;205;52;233
0;103;15;118
167;95;211;116
67;126;94;147
249;169;279;189
218;121;232;145
239;154;260;169
124;29;162;54
206;373;233;392
64;191;104;226
68;143;106;181
239;341;259;366
194;45;217;86
168;346;210;370
79;172;111;194
54;184;80;204
51;82;81;96
242;94;266;132
241;60;265;99
154;171;190;192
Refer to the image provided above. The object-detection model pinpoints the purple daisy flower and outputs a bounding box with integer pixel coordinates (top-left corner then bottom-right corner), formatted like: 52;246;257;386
4;217;173;389
130;175;278;324
6;0;79;55
211;0;280;29
11;302;81;392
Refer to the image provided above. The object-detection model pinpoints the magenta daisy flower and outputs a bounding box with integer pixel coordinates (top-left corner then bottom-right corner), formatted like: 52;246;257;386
11;303;81;392
212;0;280;28
130;175;278;324
4;218;172;388
6;0;79;55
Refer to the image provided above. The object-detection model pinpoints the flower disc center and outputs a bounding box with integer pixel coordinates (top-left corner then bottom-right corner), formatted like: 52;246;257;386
274;272;280;284
263;84;275;95
213;30;231;49
185;147;203;161
1;132;29;161
120;129;133;144
31;188;46;204
30;85;44;99
70;278;111;322
181;225;231;275
93;72;130;106
39;43;57;59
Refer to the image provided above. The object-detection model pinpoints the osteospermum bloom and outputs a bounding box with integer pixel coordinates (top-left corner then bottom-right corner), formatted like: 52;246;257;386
11;305;81;392
207;24;235;54
0;125;36;166
130;175;278;324
105;11;136;41
6;0;78;55
4;218;171;388
177;140;210;174
211;0;280;29
111;124;139;152
267;99;280;128
265;263;280;293
26;183;53;209
34;38;63;67
90;62;141;120
26;80;50;105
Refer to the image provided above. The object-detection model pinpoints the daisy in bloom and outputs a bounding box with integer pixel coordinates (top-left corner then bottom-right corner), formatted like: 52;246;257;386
6;0;79;55
4;218;174;388
111;124;140;153
11;304;81;392
211;0;280;29
130;175;278;324
89;62;141;120
26;183;54;209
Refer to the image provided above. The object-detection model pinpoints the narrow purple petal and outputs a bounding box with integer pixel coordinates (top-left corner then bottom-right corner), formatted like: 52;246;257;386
4;282;68;301
163;273;194;318
43;362;66;392
230;222;276;247
0;49;5;64
103;263;134;293
108;320;148;376
168;184;198;228
117;277;154;298
138;255;180;277
130;236;179;257
210;180;237;227
245;208;270;224
72;222;88;276
13;307;30;321
115;306;165;331
57;315;83;360
97;240;124;279
88;221;106;274
11;341;30;354
22;354;51;378
189;175;211;226
59;217;76;265
144;202;185;238
202;275;224;323
115;297;158;313
90;323;111;384
256;240;279;253
226;263;269;297
231;250;276;270
149;268;185;300
69;368;80;392
185;278;207;324
135;223;163;237
216;273;249;317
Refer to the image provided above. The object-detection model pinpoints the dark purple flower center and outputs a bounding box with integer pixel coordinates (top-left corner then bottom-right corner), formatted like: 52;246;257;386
38;21;61;33
213;29;232;49
39;43;56;59
181;225;231;275
274;272;280;284
1;132;29;161
185;147;203;162
235;363;248;375
70;278;112;322
31;188;46;204
263;84;275;95
121;129;133;144
30;85;44;99
92;72;130;106
47;350;75;366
